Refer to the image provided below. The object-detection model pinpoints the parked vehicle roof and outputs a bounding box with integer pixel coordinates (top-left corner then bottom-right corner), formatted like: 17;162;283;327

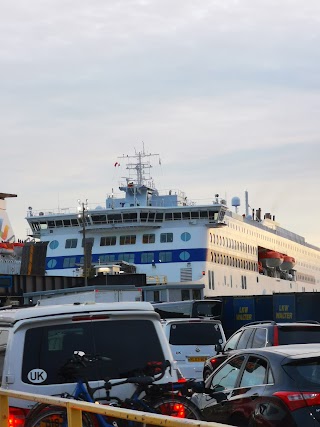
0;301;155;324
161;317;222;324
233;343;320;357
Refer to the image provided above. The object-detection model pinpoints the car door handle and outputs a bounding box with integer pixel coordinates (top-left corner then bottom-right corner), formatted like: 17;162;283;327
250;393;259;400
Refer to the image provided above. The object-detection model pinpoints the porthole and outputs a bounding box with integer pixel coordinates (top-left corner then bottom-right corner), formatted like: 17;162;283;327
181;232;191;242
49;240;59;250
47;259;57;268
179;251;190;261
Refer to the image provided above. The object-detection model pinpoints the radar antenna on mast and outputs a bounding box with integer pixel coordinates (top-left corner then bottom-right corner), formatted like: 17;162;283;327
118;146;159;188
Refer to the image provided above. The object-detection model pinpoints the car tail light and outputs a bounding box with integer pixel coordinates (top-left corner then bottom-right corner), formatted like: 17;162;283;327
273;326;279;346
210;357;219;368
274;391;320;411
72;314;110;321
9;408;27;427
157;402;186;418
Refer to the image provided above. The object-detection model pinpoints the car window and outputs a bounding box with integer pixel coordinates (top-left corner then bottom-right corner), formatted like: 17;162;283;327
284;359;320;387
169;322;223;345
251;328;267;348
224;331;242;351
22;319;165;384
210;355;245;391
278;327;320;345
240;356;267;387
267;367;274;384
236;329;254;350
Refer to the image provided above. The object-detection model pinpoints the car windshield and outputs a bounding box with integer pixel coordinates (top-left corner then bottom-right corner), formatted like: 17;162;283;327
283;357;320;388
278;327;320;345
169;322;223;345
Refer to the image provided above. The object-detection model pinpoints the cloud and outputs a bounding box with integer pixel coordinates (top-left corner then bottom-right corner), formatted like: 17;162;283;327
0;0;319;247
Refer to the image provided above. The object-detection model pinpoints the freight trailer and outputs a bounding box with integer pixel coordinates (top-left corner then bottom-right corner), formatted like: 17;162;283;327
220;293;320;337
272;293;320;323
24;285;142;306
221;295;274;338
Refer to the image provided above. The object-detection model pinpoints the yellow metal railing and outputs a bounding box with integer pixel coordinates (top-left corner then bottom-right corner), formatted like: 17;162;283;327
0;388;230;427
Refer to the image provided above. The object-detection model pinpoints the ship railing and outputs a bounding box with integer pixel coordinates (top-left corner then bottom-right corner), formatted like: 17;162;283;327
146;275;168;285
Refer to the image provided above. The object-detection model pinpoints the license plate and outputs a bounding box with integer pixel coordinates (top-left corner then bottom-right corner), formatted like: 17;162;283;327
188;356;207;362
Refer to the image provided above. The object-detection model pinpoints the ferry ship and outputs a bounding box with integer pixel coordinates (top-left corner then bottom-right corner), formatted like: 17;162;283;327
25;149;320;297
0;192;24;275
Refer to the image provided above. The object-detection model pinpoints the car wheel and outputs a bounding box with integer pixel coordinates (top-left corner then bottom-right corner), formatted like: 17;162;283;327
203;369;212;381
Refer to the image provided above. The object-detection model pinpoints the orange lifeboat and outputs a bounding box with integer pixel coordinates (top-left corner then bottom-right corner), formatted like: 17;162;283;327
280;255;296;271
259;251;283;268
258;261;263;273
0;242;14;255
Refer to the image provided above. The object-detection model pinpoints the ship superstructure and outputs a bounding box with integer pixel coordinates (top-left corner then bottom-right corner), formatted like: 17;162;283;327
25;148;320;296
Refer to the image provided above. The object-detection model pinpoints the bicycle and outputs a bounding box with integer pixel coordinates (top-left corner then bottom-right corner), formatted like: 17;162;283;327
25;351;203;427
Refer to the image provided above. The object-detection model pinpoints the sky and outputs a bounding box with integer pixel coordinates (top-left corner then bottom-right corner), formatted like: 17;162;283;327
1;0;320;247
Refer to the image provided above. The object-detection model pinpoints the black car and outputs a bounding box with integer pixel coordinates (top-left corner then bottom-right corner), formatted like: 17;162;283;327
193;344;320;427
203;320;320;380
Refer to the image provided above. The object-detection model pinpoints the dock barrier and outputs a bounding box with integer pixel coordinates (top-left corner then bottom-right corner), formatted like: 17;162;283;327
0;388;231;427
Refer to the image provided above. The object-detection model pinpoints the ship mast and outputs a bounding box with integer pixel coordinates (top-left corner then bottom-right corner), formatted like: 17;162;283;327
119;146;159;188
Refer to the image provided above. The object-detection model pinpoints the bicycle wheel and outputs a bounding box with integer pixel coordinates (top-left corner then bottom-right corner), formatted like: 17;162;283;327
25;405;94;427
150;395;203;420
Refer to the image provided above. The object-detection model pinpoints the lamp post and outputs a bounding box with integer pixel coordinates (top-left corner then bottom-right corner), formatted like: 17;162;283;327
78;199;88;287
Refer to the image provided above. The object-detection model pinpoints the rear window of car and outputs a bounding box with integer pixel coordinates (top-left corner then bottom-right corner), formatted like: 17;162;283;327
283;358;320;388
169;322;223;345
22;319;165;384
278;326;320;345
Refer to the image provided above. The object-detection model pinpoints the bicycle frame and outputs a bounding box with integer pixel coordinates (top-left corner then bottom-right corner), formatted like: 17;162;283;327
67;379;116;427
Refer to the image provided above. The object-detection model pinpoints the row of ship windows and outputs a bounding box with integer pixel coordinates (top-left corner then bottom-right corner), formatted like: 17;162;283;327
49;232;191;250
56;250;190;269
226;221;320;261
30;209;221;231
208;271;248;290
296;261;320;272
212;232;320;271
210;252;258;272
210;234;257;255
296;273;316;284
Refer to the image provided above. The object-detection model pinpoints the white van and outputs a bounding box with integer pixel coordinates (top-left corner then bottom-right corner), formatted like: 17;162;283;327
0;302;180;418
161;318;226;380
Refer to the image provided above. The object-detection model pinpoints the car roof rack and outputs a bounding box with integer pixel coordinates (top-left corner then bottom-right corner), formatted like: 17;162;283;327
243;320;277;327
294;320;320;324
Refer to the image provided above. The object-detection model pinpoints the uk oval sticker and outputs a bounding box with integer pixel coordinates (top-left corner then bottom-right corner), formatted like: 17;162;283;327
27;369;47;383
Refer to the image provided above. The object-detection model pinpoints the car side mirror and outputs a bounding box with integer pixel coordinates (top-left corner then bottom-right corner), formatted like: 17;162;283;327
215;343;222;353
